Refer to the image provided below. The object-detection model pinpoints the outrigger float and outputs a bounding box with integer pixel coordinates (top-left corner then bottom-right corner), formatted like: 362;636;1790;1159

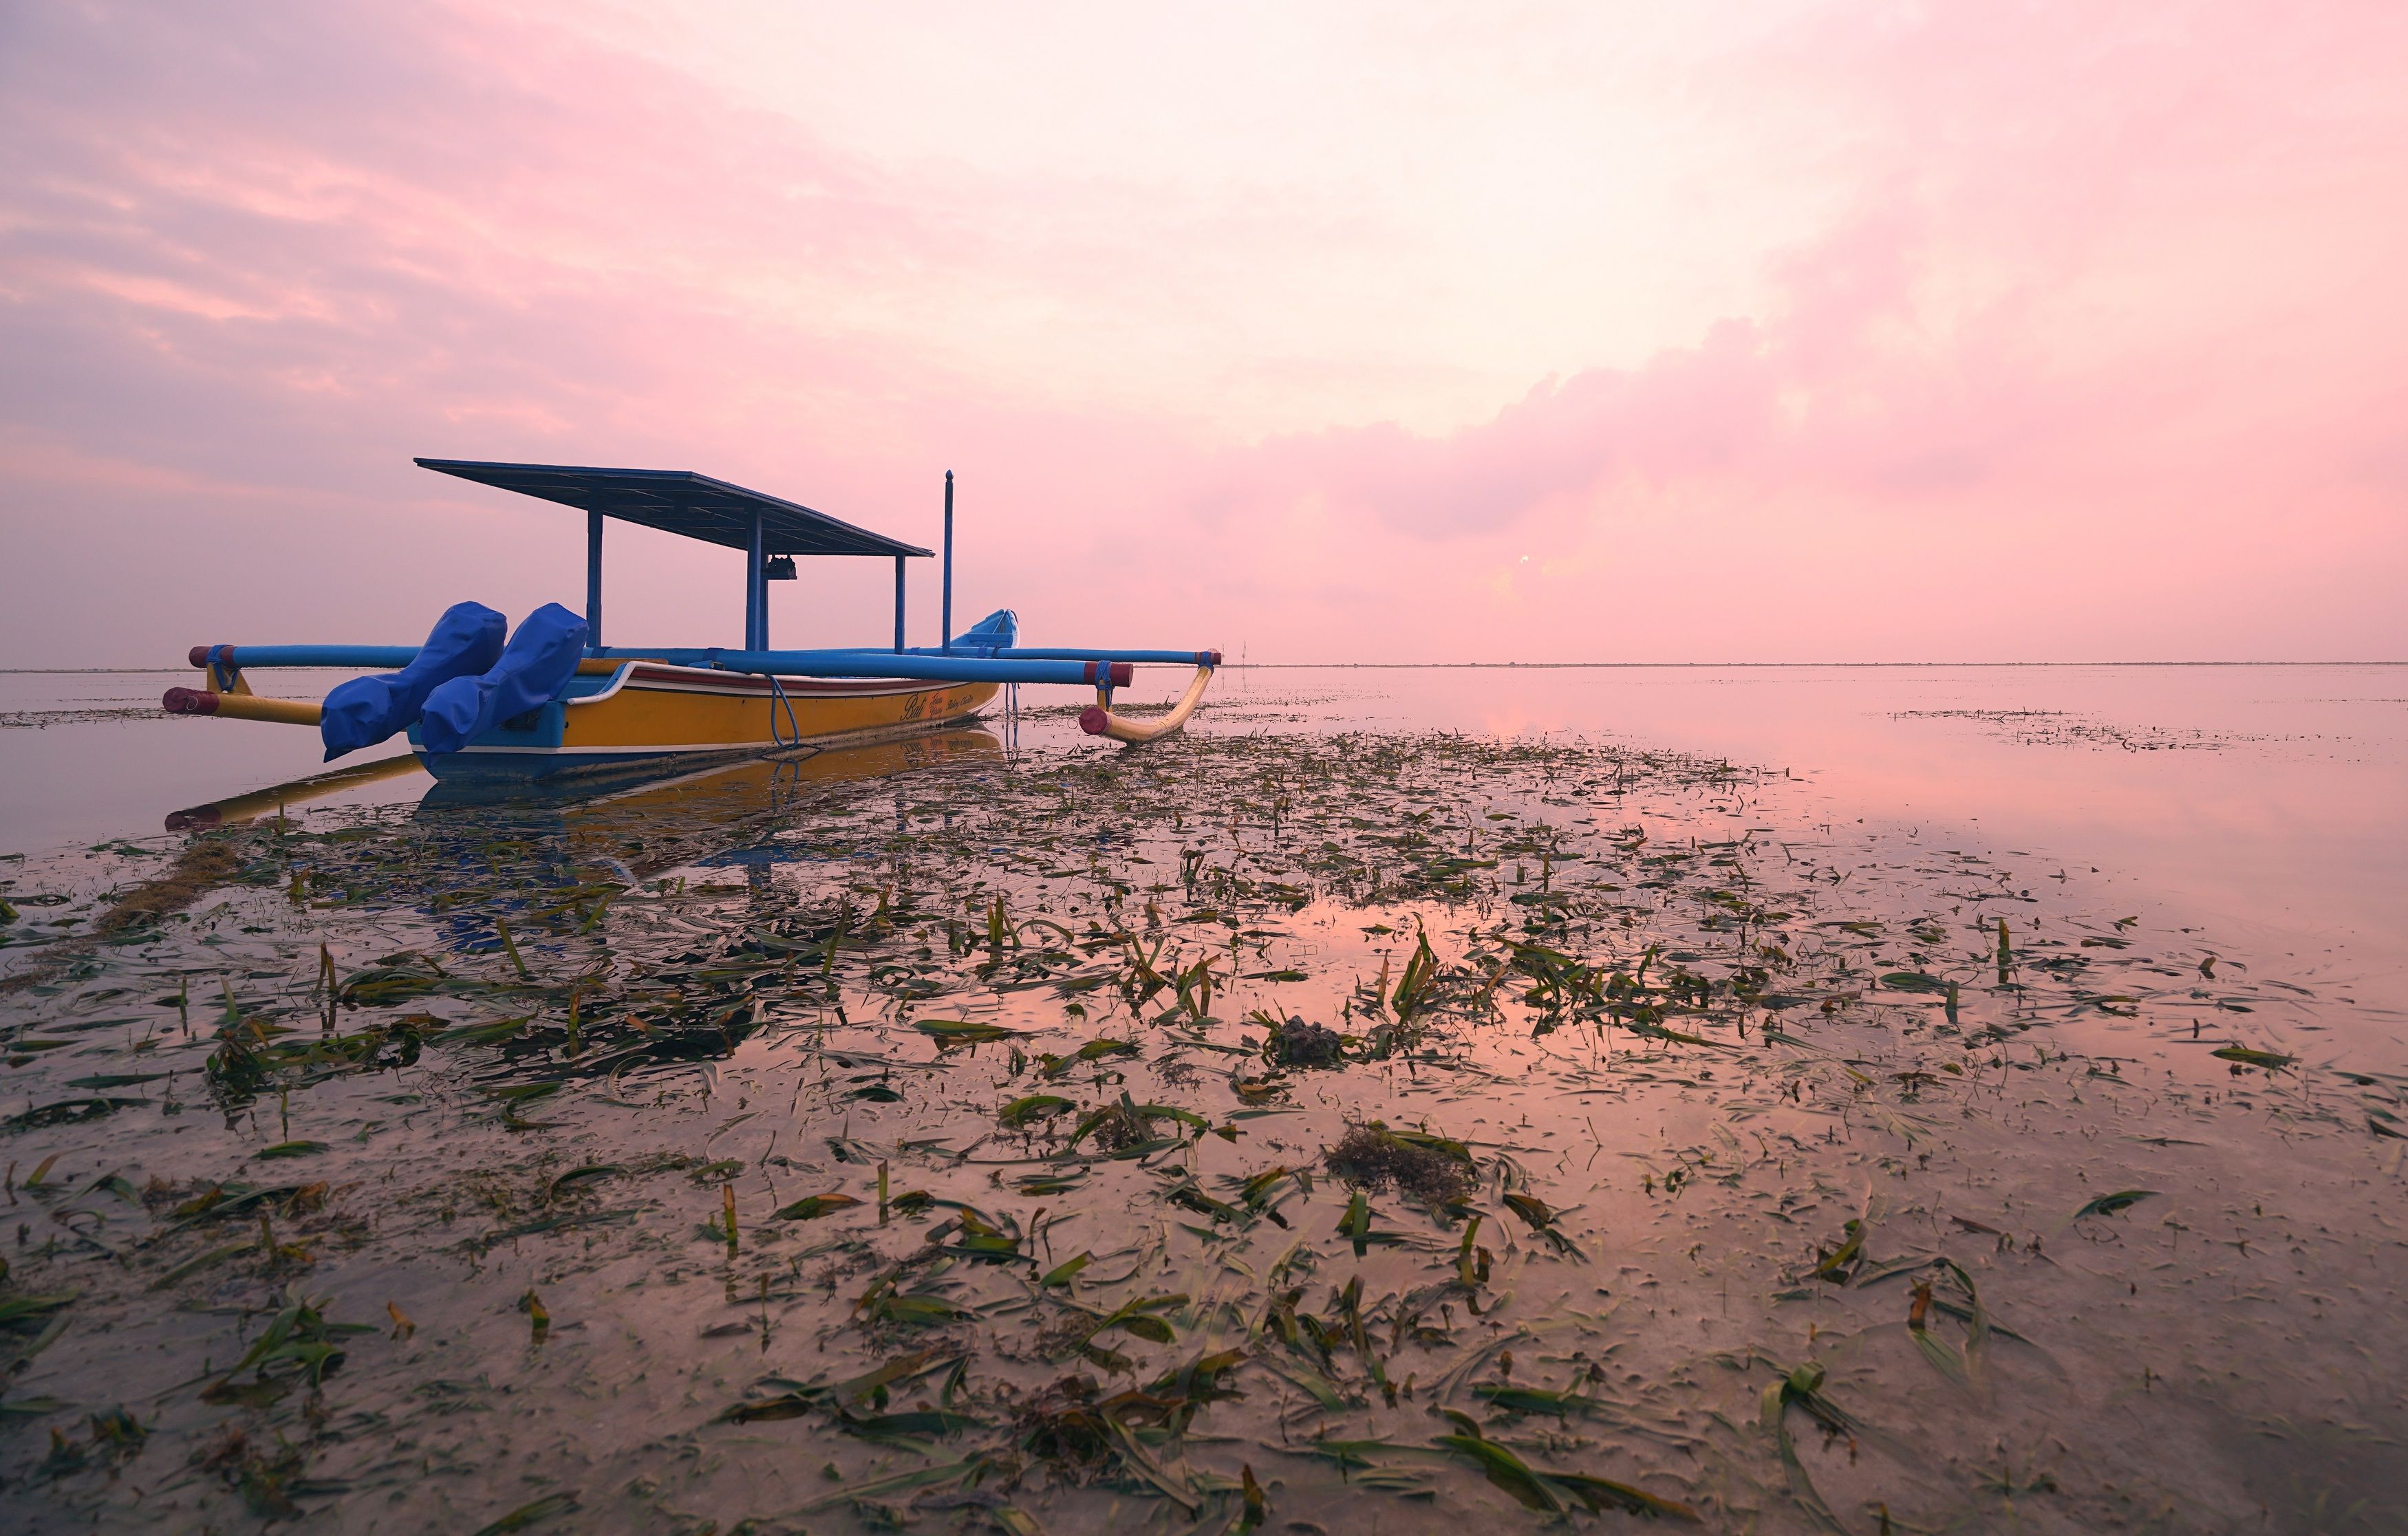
161;459;1218;779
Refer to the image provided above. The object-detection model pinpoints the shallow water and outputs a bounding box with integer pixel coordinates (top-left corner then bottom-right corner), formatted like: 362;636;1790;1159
1;665;2403;1533
12;664;2405;989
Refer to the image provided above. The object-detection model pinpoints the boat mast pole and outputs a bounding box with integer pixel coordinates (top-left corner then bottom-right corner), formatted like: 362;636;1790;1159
746;508;766;651
893;555;906;653
585;508;603;649
940;470;954;653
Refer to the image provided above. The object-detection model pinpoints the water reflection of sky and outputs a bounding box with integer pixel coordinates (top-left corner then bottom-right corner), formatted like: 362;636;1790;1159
1221;664;2408;1025
3;675;2403;1531
7;662;2404;1020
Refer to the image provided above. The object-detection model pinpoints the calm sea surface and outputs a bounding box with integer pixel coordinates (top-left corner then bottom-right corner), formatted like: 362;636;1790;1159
10;662;2404;1031
3;661;2404;1533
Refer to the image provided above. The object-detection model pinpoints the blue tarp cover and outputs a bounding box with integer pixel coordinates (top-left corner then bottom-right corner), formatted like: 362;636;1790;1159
952;609;1018;653
319;602;505;761
420;604;590;756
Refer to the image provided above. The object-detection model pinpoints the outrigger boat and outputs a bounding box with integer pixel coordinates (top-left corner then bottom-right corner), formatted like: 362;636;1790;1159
161;459;1218;779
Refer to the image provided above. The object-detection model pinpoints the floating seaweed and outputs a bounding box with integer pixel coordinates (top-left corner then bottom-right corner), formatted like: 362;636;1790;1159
0;719;2398;1532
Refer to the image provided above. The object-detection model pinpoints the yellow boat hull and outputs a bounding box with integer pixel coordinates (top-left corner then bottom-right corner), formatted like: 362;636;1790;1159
409;661;998;780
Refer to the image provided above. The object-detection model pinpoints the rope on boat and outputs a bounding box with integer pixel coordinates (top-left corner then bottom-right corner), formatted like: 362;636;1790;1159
766;673;801;750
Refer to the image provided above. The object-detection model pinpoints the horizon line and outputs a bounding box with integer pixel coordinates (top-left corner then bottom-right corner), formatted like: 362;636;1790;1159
6;658;2405;676
1223;660;2406;669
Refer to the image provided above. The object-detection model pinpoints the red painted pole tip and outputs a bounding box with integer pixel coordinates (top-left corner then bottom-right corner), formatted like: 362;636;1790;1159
1203;650;1223;667
1107;662;1135;687
162;687;219;715
1077;704;1110;735
187;645;212;668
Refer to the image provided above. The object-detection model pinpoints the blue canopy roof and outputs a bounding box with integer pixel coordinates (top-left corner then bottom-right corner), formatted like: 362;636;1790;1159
416;459;932;559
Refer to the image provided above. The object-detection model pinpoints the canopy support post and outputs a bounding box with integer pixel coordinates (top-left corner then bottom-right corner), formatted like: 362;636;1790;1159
941;469;954;653
745;508;766;651
893;555;906;652
585;508;603;649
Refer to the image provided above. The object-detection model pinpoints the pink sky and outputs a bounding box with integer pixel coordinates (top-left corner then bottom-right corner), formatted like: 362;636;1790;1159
3;1;2405;664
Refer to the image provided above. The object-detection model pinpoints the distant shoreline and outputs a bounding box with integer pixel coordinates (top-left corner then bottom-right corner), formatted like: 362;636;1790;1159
1223;659;2408;669
3;660;2402;675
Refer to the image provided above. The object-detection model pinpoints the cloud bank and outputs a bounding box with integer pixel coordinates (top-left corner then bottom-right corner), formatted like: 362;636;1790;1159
2;1;2403;663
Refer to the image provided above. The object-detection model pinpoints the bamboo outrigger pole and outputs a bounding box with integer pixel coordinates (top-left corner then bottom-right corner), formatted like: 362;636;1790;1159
160;687;323;726
1079;664;1216;743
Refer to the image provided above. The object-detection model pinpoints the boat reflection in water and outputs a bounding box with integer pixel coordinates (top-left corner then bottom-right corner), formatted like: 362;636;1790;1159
409;726;1007;949
164;727;1002;973
166;727;999;834
163;726;1002;927
414;725;994;814
163;753;427;832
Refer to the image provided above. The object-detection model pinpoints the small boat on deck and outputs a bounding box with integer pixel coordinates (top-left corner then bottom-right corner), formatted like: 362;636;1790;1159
162;459;1219;779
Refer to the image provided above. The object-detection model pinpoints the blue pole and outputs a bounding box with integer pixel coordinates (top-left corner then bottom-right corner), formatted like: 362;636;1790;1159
187;645;421;671
585;508;603;649
893;554;905;652
585;642;1219;670
908;646;1221;666
746;508;765;650
198;642;1196;677
712;649;1134;685
941;469;954;653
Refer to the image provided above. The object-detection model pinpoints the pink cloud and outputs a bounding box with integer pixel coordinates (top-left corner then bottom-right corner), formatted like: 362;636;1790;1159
1;1;2403;666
